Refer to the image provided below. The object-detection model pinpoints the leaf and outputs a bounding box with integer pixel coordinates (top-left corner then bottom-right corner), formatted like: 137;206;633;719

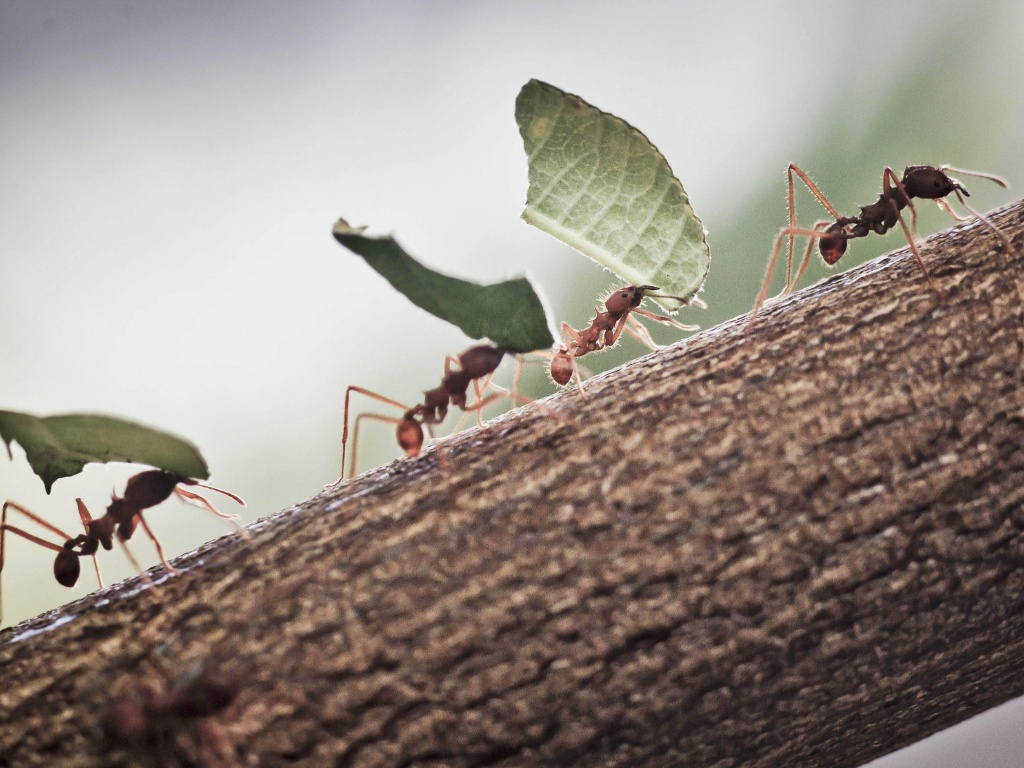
516;79;710;312
0;411;210;493
333;219;555;353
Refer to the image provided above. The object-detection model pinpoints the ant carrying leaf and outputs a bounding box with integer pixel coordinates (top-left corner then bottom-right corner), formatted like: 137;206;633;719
516;79;710;314
332;220;554;483
0;469;245;622
516;79;710;389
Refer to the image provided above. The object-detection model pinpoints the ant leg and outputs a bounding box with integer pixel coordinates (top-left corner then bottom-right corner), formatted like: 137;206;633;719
1;501;85;619
173;488;240;521
184;481;246;508
114;527;152;585
74;499;103;587
883;167;922;242
347;412;414;483
443;355;461;377
134;511;178;576
935;198;972;223
0;519;72;624
622;316;662;350
938;165;1009;189
560;322;584;353
174;487;249;540
632;307;700;332
337;386;417;486
949;189;1013;252
883;168;938;294
788;221;835;293
2;500;75;549
786;163;844;289
747;223;839;338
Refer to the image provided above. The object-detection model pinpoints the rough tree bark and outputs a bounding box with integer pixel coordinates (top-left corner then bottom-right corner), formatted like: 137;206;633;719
1;201;1023;768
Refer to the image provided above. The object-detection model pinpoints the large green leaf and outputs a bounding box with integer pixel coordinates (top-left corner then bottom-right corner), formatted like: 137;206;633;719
516;79;710;312
333;219;555;353
0;411;209;493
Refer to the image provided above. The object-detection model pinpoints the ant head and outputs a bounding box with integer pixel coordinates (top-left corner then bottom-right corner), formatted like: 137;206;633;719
54;545;82;587
605;286;649;314
396;416;425;457
550;349;573;386
123;470;181;511
458;344;505;379
902;166;968;200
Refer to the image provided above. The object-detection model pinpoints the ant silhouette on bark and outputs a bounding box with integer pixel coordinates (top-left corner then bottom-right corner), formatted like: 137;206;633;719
103;656;241;767
101;575;311;767
549;285;704;392
0;469;245;620
336;343;529;484
746;163;1010;335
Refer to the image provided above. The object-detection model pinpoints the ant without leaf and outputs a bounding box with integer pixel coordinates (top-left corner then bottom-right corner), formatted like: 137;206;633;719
550;285;703;391
103;658;241;767
747;163;1010;335
0;469;245;619
336;342;529;483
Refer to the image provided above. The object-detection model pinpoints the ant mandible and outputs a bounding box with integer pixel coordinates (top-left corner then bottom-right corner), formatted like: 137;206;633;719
550;285;702;391
0;469;245;620
336;342;528;483
746;163;1010;335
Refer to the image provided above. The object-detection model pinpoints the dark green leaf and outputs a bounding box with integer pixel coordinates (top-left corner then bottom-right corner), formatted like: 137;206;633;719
0;411;210;493
333;219;555;353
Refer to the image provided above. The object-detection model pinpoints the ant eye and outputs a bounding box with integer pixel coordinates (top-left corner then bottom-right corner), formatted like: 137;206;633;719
620;292;628;298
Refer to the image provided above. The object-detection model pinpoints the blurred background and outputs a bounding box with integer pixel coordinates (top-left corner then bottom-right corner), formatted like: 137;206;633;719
1;2;1021;764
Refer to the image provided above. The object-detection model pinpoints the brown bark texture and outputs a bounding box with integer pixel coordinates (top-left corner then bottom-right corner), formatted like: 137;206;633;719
1;201;1023;768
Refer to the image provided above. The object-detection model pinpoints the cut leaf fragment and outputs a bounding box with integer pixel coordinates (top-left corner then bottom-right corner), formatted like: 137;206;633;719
516;79;710;312
0;411;210;493
333;219;555;353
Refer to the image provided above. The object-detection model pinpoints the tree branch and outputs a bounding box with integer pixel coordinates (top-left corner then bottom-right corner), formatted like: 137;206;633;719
2;201;1023;767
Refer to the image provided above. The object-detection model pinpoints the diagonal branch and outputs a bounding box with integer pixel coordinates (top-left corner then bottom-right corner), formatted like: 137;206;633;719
1;201;1023;767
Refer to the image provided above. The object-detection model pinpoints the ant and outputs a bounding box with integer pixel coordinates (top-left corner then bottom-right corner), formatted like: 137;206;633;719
550;285;702;391
336;342;529;483
0;469;245;620
103;658;241;767
101;574;312;766
747;163;1010;335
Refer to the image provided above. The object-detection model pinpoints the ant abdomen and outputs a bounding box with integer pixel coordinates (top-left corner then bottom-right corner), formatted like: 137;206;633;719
818;222;848;265
397;417;425;457
550;350;573;386
54;546;81;587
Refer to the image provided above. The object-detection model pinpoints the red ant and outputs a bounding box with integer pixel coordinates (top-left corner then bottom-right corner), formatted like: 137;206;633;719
103;658;241;767
336;342;529;483
550;285;702;391
747;163;1010;335
0;469;245;620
